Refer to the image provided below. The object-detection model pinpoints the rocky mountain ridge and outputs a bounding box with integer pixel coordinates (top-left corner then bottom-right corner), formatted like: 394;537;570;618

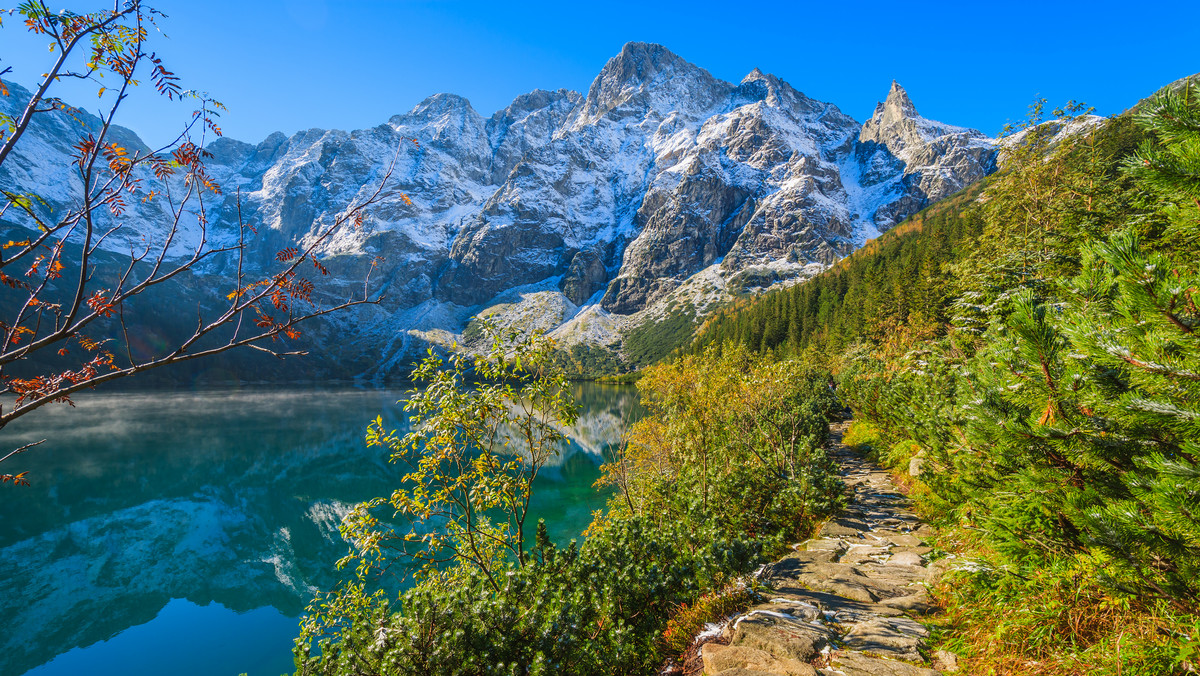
0;42;999;376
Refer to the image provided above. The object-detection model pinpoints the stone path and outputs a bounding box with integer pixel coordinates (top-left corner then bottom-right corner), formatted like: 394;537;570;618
698;421;955;676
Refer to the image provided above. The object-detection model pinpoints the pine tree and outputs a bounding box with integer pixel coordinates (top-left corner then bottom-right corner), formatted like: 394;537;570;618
1124;76;1200;259
949;82;1200;605
1059;79;1200;603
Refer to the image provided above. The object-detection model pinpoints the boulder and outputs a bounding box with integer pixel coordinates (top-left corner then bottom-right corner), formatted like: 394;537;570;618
908;455;925;477
932;649;960;672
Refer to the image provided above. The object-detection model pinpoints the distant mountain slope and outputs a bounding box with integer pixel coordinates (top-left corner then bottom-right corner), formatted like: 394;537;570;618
682;107;1138;363
0;42;999;378
685;180;989;360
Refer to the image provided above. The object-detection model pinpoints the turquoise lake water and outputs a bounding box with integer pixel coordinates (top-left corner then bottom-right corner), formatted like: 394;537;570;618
0;382;639;676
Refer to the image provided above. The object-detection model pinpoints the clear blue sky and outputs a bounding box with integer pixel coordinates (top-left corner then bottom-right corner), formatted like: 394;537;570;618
2;0;1198;147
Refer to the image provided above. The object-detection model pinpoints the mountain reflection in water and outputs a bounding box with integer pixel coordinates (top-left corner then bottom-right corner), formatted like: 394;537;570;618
0;382;640;676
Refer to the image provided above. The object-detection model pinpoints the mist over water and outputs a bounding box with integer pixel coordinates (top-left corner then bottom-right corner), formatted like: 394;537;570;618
0;382;639;676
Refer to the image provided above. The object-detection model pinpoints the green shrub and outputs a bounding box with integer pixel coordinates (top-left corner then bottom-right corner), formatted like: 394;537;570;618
603;345;844;547
296;519;764;676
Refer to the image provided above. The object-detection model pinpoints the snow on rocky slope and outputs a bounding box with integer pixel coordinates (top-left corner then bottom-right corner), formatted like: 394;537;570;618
0;42;999;375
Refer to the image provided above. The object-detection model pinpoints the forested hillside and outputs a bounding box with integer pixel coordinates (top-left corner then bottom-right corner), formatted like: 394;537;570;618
685;181;987;358
683;81;1200;674
686;106;1159;362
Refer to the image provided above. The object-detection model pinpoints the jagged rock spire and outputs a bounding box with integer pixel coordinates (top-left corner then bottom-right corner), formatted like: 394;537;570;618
857;79;997;231
884;80;917;116
743;67;767;82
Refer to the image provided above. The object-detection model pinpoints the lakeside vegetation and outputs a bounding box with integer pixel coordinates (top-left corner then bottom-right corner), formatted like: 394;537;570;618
294;331;844;675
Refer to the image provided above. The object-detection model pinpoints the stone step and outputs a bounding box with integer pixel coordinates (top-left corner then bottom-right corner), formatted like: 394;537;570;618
820;652;942;676
703;643;817;676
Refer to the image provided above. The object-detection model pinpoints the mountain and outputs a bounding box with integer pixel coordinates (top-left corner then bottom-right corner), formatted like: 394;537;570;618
0;42;999;377
856;81;997;231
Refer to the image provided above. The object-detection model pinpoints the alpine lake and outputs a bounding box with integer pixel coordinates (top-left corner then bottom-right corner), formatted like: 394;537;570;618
0;382;641;676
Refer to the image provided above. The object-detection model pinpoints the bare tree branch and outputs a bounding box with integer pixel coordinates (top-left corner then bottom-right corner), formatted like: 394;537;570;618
0;2;404;475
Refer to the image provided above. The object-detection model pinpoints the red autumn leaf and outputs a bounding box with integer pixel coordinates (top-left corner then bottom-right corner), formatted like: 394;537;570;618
86;290;115;318
270;289;288;311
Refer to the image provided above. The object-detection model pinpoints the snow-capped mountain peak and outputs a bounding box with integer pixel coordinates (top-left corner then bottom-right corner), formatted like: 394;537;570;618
567;42;732;130
855;80;997;231
0;42;1001;374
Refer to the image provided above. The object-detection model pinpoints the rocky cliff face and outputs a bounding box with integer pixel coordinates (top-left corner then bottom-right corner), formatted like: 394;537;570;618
0;43;999;374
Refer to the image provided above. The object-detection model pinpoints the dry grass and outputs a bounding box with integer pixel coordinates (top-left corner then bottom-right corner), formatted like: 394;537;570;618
660;585;758;660
930;546;1199;676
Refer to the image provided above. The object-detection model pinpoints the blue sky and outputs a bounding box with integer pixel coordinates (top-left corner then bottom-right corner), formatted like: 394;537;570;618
2;0;1198;147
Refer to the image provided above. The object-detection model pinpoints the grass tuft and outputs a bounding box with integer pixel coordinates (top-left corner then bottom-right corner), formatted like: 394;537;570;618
661;584;758;657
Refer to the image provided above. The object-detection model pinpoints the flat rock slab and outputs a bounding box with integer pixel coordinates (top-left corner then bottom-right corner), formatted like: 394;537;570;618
891;546;933;557
730;613;835;662
844;509;902;523
767;559;861;580
842;617;929;661
887;552;924;567
766;561;914;604
791;549;840;565
853;562;930;586
883;534;926;547
821;652;942;676
807;577;891;604
806;538;850;554
841;545;891;564
748;602;822;623
819;521;869;538
702;643;817;676
878;591;938;615
766;587;905;620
